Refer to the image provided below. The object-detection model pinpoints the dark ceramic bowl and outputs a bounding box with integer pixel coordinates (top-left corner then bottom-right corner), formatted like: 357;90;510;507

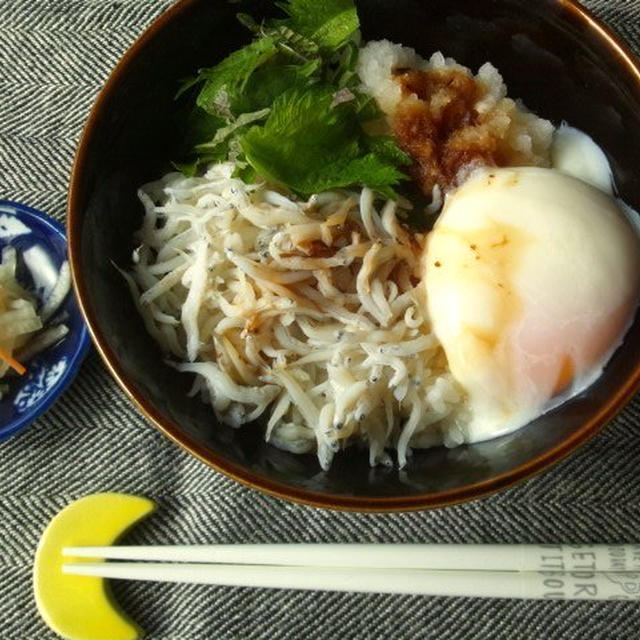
68;0;640;511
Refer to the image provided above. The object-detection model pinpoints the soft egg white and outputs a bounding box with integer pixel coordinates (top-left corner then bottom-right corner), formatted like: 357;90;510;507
551;124;613;194
424;167;640;442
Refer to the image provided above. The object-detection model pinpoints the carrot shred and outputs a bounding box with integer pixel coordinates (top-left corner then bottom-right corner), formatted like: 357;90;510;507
0;345;26;375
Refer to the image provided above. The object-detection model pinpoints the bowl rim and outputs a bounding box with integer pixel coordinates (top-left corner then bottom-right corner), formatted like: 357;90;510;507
68;0;640;512
0;200;92;442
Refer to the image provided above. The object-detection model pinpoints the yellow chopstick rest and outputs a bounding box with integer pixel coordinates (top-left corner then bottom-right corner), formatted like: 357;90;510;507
33;493;155;640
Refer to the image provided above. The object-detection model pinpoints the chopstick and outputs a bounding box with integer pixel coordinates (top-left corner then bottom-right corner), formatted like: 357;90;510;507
61;544;640;601
63;543;630;572
61;561;635;601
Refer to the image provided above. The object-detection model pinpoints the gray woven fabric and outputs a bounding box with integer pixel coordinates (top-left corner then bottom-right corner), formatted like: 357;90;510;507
2;0;640;638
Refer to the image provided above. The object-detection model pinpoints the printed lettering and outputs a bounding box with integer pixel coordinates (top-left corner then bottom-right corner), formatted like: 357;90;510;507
571;572;595;580
544;578;565;590
574;583;597;597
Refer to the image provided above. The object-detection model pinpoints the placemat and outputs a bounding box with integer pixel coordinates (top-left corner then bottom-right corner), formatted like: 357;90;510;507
2;1;640;638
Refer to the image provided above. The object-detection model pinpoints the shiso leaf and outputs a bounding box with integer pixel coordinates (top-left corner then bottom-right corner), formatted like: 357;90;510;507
268;24;322;60
196;108;271;152
175;0;409;199
233;163;258;184
364;135;413;167
240;85;407;198
175;74;202;101
276;0;359;50
196;37;278;116
181;106;226;152
172;159;201;177
232;63;318;114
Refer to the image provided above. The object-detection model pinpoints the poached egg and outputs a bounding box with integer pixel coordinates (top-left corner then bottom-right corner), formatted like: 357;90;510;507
424;167;640;442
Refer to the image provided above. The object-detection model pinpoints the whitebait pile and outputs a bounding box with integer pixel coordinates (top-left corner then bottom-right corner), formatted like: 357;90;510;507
127;162;468;469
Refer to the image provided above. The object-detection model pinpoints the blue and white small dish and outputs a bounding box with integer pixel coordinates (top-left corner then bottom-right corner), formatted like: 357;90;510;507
0;201;91;441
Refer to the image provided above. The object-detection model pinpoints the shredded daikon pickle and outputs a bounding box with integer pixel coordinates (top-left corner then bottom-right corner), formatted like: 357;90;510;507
0;247;71;391
129;162;468;469
0;247;42;381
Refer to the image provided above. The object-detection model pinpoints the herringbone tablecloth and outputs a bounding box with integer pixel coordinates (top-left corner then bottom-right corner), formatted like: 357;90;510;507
2;1;640;638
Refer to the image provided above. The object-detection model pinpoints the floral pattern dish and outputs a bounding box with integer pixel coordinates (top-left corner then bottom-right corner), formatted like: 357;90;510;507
0;201;90;441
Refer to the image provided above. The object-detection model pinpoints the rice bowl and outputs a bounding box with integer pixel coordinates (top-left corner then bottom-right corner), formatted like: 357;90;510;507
68;0;640;509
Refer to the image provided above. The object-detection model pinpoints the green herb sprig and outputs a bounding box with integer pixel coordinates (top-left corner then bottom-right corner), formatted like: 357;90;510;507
176;0;410;198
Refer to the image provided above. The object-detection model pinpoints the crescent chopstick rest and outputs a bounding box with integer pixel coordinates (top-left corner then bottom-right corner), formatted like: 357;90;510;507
33;492;155;640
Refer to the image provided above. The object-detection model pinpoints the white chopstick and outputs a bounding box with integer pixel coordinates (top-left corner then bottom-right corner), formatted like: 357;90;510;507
61;562;636;601
63;543;634;572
